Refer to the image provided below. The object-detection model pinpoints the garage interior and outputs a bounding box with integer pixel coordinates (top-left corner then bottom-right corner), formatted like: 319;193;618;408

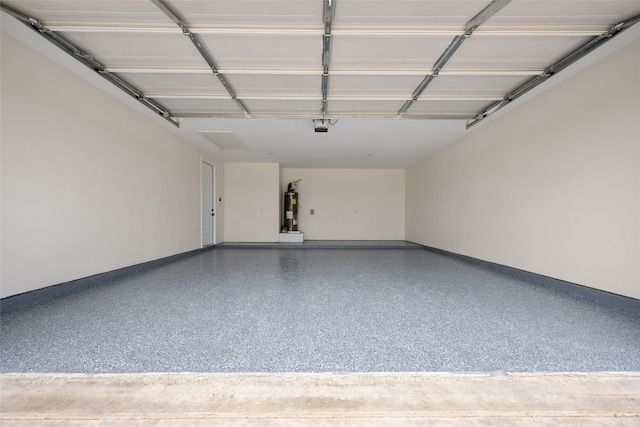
1;0;640;425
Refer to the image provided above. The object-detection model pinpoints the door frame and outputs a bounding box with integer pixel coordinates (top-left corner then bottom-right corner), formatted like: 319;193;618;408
201;159;216;247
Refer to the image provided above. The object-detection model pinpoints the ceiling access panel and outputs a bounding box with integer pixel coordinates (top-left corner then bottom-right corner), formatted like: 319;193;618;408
170;0;323;29
155;97;242;115
199;131;249;151
116;72;229;97
328;99;406;115
1;0;173;28
407;99;490;115
483;0;640;31
198;33;320;71
330;74;425;98
226;73;322;98
424;74;534;98
242;99;321;116
331;34;456;71
333;0;492;29
58;32;206;68
446;34;593;71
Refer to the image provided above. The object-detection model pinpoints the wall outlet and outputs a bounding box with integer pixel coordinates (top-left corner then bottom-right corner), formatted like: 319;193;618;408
310;209;315;215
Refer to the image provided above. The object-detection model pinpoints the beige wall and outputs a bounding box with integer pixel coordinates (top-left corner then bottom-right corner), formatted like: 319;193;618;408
282;169;405;240
0;33;223;298
224;163;280;242
406;39;640;299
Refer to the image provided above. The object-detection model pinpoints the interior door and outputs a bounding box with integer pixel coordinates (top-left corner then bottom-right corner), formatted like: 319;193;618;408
202;161;215;246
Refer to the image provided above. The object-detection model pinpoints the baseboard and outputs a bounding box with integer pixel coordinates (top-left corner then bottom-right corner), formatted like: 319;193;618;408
217;241;422;249
421;245;640;314
0;245;217;313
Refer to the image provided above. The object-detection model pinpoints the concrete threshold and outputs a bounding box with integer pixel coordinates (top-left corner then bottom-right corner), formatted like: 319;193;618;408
1;372;639;426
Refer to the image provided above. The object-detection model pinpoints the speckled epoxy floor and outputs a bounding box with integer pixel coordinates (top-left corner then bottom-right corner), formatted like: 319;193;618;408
1;249;639;373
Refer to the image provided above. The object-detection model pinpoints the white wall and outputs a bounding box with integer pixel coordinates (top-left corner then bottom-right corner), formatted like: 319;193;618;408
282;169;405;240
224;163;280;242
0;33;223;298
406;39;640;299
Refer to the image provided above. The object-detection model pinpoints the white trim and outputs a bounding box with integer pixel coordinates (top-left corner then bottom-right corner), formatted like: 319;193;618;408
200;158;216;248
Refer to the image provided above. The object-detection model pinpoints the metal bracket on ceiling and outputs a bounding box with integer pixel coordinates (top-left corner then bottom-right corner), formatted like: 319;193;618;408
398;0;512;116
320;0;335;120
150;0;251;117
0;3;179;127
466;12;640;129
464;0;511;35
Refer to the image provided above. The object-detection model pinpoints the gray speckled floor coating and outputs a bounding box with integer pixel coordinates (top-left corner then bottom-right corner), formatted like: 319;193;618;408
1;249;639;373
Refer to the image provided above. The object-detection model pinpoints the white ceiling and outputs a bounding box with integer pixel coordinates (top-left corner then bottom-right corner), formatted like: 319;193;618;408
2;0;639;168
